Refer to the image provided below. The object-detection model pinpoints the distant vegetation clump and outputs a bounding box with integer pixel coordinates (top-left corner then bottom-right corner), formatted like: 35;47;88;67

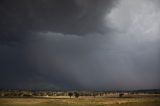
68;92;73;98
119;93;124;97
74;92;79;98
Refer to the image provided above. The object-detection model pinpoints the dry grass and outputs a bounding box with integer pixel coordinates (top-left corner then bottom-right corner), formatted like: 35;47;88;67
0;94;160;106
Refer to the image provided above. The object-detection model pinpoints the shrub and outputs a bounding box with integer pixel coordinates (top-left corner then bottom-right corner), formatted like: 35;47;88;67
68;92;73;98
119;93;124;97
74;92;79;98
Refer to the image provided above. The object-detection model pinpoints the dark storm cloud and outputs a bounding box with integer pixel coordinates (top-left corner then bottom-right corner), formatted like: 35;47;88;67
0;0;160;90
0;0;117;43
0;0;118;89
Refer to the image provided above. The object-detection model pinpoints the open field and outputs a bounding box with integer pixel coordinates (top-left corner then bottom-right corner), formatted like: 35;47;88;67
0;95;160;106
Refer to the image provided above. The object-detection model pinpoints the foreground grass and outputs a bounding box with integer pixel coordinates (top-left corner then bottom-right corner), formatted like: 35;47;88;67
0;95;160;106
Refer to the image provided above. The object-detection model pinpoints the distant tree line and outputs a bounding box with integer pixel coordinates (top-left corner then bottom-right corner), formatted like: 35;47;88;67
0;89;159;98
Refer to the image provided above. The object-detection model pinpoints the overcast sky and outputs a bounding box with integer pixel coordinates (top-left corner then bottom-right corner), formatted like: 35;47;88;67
0;0;160;90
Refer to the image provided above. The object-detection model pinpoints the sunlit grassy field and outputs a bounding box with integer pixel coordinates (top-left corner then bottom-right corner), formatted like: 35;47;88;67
0;95;160;106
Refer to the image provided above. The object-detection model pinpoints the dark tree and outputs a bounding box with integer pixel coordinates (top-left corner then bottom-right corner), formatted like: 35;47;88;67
74;92;79;98
68;92;73;98
119;93;124;97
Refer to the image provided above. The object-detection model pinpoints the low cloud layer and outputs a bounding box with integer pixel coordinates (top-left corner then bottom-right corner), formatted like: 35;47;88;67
0;0;160;90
